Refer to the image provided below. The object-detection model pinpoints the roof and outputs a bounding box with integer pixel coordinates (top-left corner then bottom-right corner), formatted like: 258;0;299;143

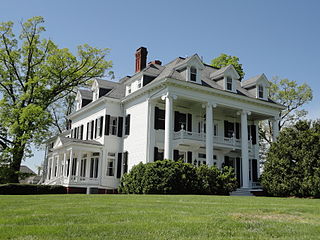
79;89;93;100
20;165;36;175
242;74;264;88
76;54;279;105
59;136;102;146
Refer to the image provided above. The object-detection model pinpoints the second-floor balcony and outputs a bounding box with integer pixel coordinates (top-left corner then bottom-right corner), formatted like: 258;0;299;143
173;129;253;149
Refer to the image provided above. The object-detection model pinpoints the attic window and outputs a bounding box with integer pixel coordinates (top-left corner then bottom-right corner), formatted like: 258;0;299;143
127;84;131;94
258;85;264;98
190;67;197;82
226;77;232;91
137;79;142;88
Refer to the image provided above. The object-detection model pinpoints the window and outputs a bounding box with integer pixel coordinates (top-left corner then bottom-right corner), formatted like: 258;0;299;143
226;77;232;91
154;107;165;130
106;153;115;176
190;67;197;82
258;85;264;98
125;114;131;135
214;124;218;136
89;157;99;178
80;158;86;178
198;153;206;158
137;79;142;88
127;84;131;94
109;116;118;135
71;158;77;176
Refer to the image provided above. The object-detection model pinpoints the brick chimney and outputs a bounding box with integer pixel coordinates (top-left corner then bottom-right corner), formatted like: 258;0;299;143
135;47;148;73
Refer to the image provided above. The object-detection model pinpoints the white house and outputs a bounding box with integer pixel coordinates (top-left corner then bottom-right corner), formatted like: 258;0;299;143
42;47;284;194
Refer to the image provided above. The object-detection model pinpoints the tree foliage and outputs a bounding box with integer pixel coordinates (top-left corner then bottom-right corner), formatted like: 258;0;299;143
260;77;313;144
211;53;244;80
118;160;237;195
0;16;112;182
261;120;320;197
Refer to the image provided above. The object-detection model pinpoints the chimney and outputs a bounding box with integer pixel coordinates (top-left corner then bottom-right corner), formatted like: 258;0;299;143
135;47;148;73
148;60;162;66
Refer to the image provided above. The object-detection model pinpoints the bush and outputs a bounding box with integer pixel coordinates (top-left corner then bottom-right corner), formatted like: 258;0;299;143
0;184;67;195
119;160;237;195
261;120;320;197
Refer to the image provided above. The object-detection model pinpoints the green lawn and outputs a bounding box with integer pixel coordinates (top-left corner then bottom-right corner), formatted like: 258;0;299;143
0;195;319;240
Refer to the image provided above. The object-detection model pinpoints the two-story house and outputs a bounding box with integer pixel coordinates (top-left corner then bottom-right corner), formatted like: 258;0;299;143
42;47;284;194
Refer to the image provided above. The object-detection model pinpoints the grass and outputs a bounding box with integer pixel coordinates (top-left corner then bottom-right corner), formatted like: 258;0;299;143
0;195;319;240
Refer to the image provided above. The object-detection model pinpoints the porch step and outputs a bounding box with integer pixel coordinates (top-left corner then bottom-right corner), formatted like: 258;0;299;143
230;188;255;196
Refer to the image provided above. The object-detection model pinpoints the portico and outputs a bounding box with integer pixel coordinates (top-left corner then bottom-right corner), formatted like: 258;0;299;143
157;90;281;188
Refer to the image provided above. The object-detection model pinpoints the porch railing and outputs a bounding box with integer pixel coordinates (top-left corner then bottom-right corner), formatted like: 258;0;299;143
173;129;252;149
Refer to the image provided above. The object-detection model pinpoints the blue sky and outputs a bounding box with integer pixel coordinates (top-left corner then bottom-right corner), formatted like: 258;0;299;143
2;0;320;171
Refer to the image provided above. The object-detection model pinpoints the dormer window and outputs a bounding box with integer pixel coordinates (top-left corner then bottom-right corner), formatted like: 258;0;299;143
258;85;264;98
127;84;131;94
137;79;142;89
190;67;197;82
226;77;232;91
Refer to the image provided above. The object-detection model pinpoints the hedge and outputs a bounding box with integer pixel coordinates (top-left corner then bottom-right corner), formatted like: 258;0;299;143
119;160;237;195
0;184;67;195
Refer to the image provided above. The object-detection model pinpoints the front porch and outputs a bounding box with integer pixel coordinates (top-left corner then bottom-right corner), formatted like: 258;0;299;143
44;137;106;189
151;90;280;189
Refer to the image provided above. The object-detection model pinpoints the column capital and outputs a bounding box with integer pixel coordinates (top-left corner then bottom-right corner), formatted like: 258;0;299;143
202;102;217;108
237;110;251;116
271;116;281;121
161;93;177;101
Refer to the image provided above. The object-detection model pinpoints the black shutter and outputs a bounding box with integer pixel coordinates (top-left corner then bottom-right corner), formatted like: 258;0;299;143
86;122;89;140
125;114;131;135
99;116;103;137
236;157;241;187
174;111;180;131
71;129;74;138
251;125;257;145
252;159;258;182
116;153;122;178
154;107;159;130
118;116;123;137
123;152;128;174
224;121;228;138
91;120;94;139
224;156;231;167
173;150;179;161
154;147;158;162
187;151;192;164
105;115;110;135
94;119;98;138
187;114;192;132
247;125;250;140
235;123;240;139
80;125;84;140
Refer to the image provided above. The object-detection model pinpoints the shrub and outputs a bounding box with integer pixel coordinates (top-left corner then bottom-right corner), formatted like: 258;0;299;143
0;184;67;195
119;160;237;195
261;120;320;197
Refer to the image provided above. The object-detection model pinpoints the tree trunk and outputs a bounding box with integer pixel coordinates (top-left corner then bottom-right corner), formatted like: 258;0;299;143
7;142;26;183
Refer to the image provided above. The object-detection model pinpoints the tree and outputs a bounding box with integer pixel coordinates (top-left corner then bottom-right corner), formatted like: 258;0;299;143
211;53;245;80
259;77;313;144
261;120;320;197
0;16;112;183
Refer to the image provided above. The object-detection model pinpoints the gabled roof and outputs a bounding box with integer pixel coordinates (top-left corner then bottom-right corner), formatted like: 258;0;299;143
242;74;269;88
78;89;93;100
58;136;102;147
209;65;240;80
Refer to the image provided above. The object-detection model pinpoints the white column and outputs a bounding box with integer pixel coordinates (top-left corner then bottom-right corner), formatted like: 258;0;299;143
63;152;67;177
68;149;73;181
162;93;176;160
240;110;251;188
76;152;82;179
272;117;280;142
51;156;55;179
205;102;216;166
